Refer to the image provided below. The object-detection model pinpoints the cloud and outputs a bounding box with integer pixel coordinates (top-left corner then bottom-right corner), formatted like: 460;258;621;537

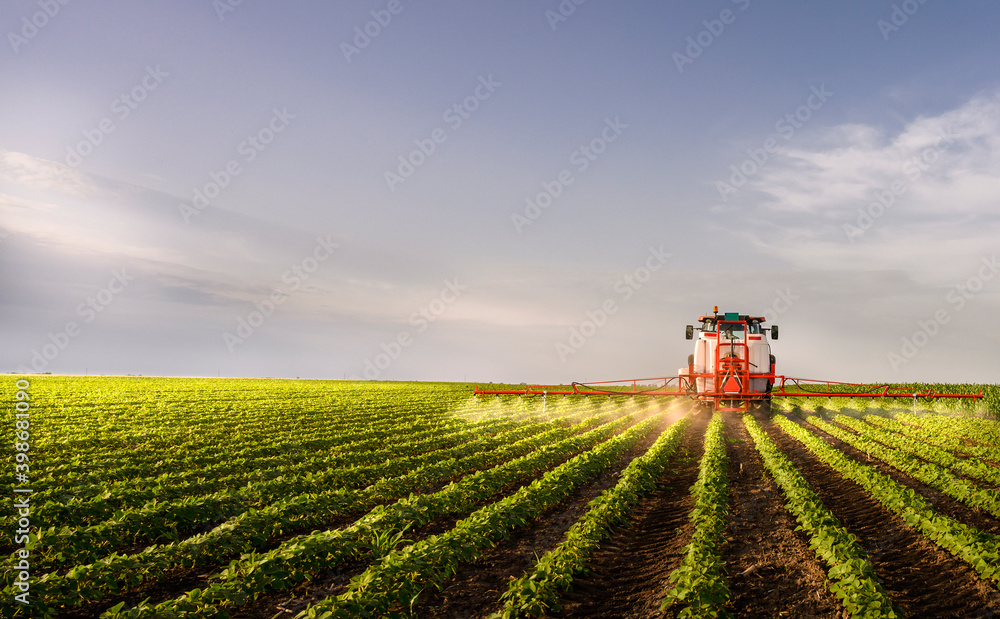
0;150;102;197
0;153;508;374
726;91;1000;283
756;92;1000;216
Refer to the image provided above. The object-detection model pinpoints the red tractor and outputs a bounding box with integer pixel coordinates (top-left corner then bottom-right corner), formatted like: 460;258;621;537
679;306;777;412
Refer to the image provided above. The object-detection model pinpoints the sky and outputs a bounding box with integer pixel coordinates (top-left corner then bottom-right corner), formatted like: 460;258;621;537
2;1;999;385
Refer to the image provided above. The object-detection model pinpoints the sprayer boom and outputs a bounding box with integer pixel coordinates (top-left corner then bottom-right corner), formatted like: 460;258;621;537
474;306;982;411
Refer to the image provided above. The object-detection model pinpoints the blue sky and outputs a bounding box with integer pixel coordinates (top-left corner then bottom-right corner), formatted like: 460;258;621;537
2;1;999;384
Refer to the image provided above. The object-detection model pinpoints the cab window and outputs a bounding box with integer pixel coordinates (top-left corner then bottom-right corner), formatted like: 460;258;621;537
720;322;744;339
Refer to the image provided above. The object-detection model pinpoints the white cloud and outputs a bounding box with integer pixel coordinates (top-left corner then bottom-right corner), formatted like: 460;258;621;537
0;150;102;197
730;91;1000;284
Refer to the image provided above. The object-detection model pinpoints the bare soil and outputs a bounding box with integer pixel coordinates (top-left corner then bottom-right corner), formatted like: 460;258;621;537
721;410;845;618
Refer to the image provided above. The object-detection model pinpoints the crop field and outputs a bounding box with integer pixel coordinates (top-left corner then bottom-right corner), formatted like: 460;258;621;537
3;377;1000;618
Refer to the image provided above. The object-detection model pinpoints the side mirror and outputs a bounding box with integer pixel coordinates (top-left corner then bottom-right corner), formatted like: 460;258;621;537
771;325;779;340
685;325;694;340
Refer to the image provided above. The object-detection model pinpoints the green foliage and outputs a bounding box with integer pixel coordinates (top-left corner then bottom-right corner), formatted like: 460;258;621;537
111;411;641;618
6;375;996;619
365;524;413;557
660;411;731;619
839;415;1000;485
771;383;998;419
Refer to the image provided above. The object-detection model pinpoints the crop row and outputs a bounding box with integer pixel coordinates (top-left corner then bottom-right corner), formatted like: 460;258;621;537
31;390;490;490
37;401;382;467
868;414;1000;465
494;412;691;618
25;379;471;453
806;416;1000;519
659;410;730;619
895;413;1000;462
836;415;1000;486
10;384;483;531
106;411;642;618
743;416;901;618
774;383;997;418
774;416;1000;586
296;414;661;618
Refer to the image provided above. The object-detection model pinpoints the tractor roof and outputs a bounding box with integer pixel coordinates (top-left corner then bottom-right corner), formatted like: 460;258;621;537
698;313;767;322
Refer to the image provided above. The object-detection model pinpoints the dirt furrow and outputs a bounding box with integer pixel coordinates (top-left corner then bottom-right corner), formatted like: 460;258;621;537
555;407;710;619
722;411;844;618
766;414;1000;618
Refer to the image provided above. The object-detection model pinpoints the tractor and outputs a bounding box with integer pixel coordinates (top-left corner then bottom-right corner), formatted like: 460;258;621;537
679;306;777;412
